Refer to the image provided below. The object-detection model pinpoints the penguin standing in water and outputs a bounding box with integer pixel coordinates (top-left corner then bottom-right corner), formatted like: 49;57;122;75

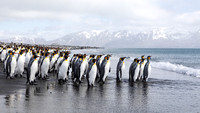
99;55;111;84
143;56;151;82
6;51;16;79
116;57;126;82
87;59;97;87
49;51;58;72
25;49;31;69
57;54;70;84
129;58;140;82
0;48;7;62
40;52;50;79
27;54;39;85
15;50;26;77
70;54;78;79
137;55;146;81
4;50;12;72
96;55;103;78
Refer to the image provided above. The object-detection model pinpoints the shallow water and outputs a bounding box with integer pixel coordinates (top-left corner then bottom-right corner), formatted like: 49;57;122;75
1;48;200;113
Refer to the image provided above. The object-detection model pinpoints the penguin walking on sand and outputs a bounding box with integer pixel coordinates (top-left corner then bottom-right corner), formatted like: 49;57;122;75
99;55;111;84
15;50;26;77
57;54;70;84
137;56;146;81
40;52;50;79
27;54;39;85
129;58;140;82
116;57;126;82
87;59;97;87
6;51;17;79
143;56;151;82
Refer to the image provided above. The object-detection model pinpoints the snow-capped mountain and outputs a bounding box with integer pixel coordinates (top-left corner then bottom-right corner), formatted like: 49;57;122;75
1;28;200;48
48;29;200;48
0;36;47;44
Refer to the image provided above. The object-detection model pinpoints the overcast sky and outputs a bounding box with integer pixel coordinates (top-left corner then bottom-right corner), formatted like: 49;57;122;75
0;0;200;40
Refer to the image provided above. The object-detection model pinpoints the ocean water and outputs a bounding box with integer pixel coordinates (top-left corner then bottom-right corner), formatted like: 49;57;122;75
74;48;200;78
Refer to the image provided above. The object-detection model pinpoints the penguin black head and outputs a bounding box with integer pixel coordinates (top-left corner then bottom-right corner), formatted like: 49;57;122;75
92;59;96;63
45;52;50;57
40;51;44;56
83;54;87;58
120;57;126;61
65;51;71;55
64;54;69;59
32;54;39;59
89;55;95;58
141;55;145;60
147;56;151;60
107;55;111;60
59;52;64;56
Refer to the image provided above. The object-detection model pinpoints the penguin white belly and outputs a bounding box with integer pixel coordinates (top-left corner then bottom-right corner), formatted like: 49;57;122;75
55;57;63;71
15;55;25;75
146;64;151;81
89;64;97;85
25;53;31;68
58;60;69;80
41;58;50;78
1;50;6;61
50;57;56;70
139;63;145;80
80;60;86;79
134;64;140;81
103;61;110;81
10;56;16;77
30;60;38;82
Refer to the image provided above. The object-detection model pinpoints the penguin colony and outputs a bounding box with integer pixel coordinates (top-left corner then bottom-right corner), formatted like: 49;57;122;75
0;44;151;86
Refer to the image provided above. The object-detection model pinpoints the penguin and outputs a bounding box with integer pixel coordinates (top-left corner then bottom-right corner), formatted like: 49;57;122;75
40;52;50;79
86;59;97;87
49;51;58;72
116;57;126;82
79;54;88;80
15;50;26;77
70;54;78;79
25;49;31;69
137;56;146;81
96;55;103;78
143;56;151;82
38;51;44;78
54;52;64;73
57;54;70;84
6;51;17;79
129;58;140;82
99;55;111;84
27;54;39;85
0;48;7;62
4;50;12;72
73;54;83;83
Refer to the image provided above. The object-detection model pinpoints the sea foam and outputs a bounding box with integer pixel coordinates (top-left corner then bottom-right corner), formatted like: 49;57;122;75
152;61;200;77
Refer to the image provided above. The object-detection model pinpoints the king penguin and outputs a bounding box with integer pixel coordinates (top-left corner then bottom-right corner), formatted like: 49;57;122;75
143;56;151;82
129;58;140;82
137;55;146;81
27;54;39;85
15;50;26;77
96;55;103;78
87;59;97;87
116;57;126;82
6;51;17;79
99;55;111;84
58;54;70;84
40;52;50;79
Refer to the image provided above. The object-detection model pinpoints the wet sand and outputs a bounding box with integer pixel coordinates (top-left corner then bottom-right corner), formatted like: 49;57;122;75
1;62;200;113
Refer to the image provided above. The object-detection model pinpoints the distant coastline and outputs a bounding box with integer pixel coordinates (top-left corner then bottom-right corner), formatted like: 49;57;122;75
0;41;104;50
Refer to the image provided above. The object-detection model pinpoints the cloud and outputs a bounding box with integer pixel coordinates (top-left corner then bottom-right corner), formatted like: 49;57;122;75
175;11;200;24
